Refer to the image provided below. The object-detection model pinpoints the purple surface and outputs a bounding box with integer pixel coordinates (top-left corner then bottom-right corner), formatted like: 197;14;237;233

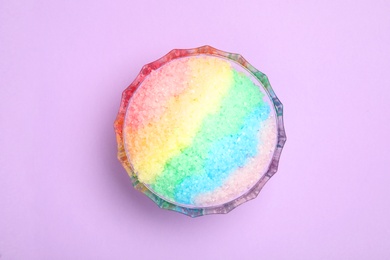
1;1;389;259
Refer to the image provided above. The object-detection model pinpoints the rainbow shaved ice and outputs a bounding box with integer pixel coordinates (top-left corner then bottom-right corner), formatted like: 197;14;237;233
123;55;277;207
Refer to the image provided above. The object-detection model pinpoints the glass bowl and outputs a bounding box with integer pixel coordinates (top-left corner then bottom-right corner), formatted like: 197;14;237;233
114;45;286;217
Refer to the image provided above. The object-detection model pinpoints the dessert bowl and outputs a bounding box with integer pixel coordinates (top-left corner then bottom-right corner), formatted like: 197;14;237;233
114;45;286;217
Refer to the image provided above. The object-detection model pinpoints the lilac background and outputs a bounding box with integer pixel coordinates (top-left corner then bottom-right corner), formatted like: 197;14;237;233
1;0;390;259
